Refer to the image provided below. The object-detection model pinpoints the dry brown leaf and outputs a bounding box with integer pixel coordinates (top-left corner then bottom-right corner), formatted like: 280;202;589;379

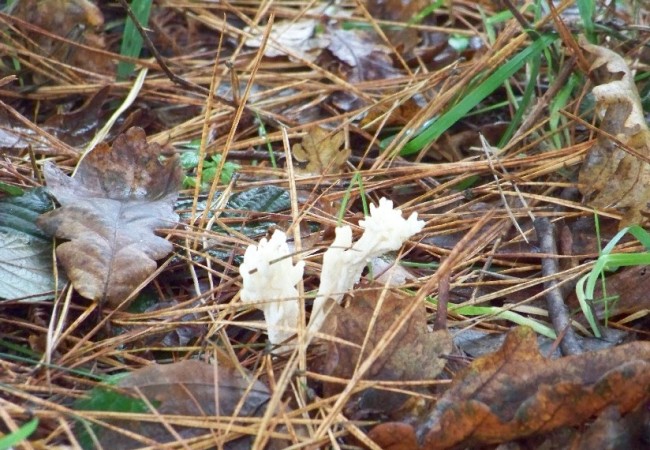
37;127;181;307
315;286;452;418
10;0;114;77
43;87;111;147
326;28;401;111
361;97;422;130
573;402;650;449
366;0;428;53
570;264;650;321
327;29;392;68
94;360;286;450
579;40;650;226
292;126;350;176
370;326;650;449
244;18;329;61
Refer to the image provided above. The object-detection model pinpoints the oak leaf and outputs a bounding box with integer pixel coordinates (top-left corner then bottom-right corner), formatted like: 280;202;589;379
315;286;452;418
370;326;650;449
37;127;181;307
292;126;350;176
579;40;650;226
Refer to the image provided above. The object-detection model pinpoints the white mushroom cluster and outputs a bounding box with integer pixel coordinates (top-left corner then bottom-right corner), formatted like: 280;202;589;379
239;198;425;348
239;230;305;347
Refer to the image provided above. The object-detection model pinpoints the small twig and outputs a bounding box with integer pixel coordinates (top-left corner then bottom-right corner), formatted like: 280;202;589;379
533;217;582;356
434;269;449;331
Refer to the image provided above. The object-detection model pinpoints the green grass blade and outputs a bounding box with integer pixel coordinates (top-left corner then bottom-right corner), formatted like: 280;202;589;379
626;225;650;249
577;0;596;43
400;34;556;155
575;274;601;337
0;418;38;450
118;0;153;80
499;55;540;146
447;303;557;339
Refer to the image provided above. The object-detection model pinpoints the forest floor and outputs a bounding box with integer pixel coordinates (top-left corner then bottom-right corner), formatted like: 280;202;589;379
1;1;650;449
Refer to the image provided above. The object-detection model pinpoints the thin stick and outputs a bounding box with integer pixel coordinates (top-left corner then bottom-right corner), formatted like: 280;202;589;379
118;0;240;111
533;217;582;355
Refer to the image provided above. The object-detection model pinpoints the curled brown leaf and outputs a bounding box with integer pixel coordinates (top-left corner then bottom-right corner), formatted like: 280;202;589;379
579;40;650;226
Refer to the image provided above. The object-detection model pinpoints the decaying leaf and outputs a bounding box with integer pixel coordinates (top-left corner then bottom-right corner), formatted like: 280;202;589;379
0;188;59;300
366;0;428;53
572;402;650;450
43;87;111;147
244;18;329;61
9;0;114;77
570;264;650;321
1;87;108;153
37;127;181;307
370;326;650;449
79;360;286;449
327;29;392;68
326;28;401;110
315;286;452;418
292;126;350;176
579;40;650;226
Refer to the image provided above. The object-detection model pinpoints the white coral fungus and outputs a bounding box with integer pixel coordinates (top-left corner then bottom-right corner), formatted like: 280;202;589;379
239;230;304;346
310;198;425;331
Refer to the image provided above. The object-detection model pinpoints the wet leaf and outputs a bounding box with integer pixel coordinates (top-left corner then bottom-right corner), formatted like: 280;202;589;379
226;186;291;214
37;127;181;307
573;402;650;449
43;87;110;147
568;263;650;324
328;29;387;68
75;360;283;450
579;40;650;226
245;18;328;61
361;97;422;130
326;29;401;110
366;0;428;52
292;126;350;176
10;0;114;76
0;188;58;300
316;287;452;418
371;326;650;449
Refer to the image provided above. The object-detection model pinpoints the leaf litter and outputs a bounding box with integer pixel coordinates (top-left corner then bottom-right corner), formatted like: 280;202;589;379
1;1;650;449
579;38;650;227
36;127;181;307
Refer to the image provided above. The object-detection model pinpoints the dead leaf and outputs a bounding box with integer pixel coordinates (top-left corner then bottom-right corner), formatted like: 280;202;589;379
292;126;350;176
570;264;650;321
327;29;391;68
43;87;111;147
9;0;114;77
368;422;420;450
371;326;650;449
366;0;428;53
92;360;287;449
37;127;181;307
361;97;422;131
244;18;329;61
573;402;650;450
315;286;452;419
325;28;401;111
578;40;650;226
